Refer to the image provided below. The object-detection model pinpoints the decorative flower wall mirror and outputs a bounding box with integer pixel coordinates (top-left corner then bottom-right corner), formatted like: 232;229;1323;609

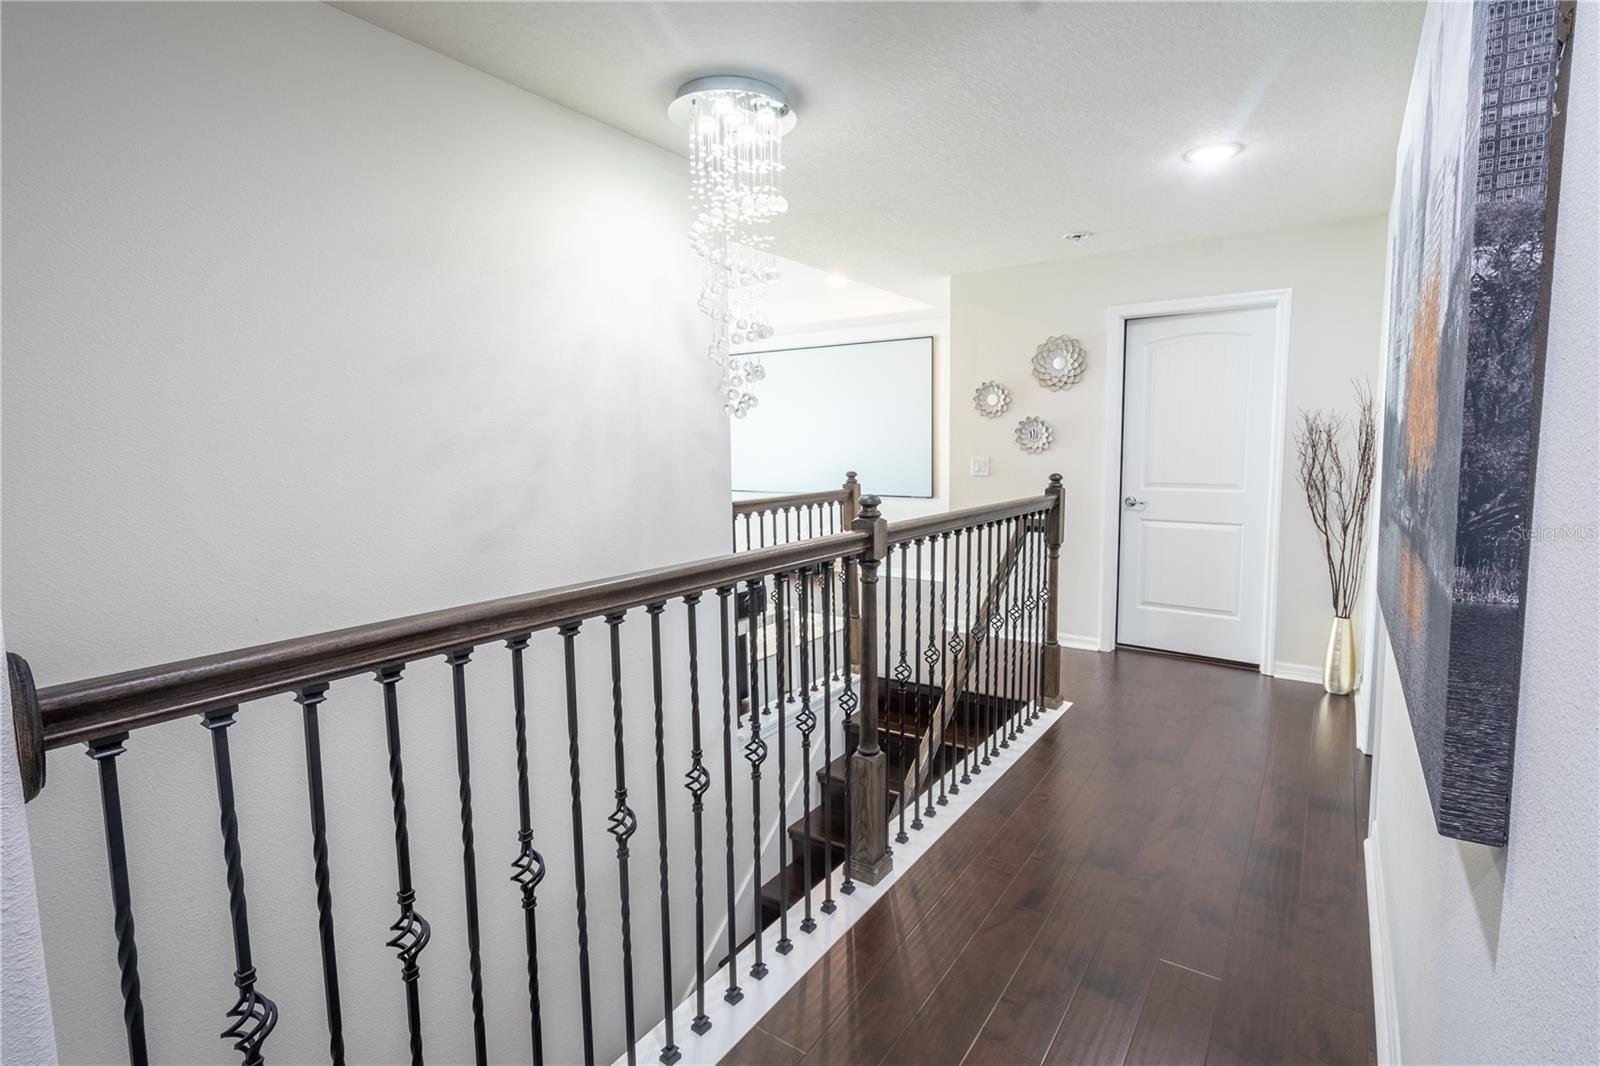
1014;416;1053;453
1032;335;1088;391
973;380;1011;418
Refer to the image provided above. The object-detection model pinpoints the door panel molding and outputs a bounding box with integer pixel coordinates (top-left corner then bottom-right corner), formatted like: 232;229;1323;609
1097;289;1293;675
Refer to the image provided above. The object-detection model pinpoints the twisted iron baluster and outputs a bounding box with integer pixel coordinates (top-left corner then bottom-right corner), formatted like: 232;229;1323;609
992;522;1008;756
646;603;681;1065
972;525;989;772
774;571;793;955
909;539;925;834
960;527;975;785
376;666;430;1066
999;519;1015;748
716;587;744;1004
558;622;596;1064
87;734;149;1066
947;529;965;796
294;684;345;1065
1011;518;1026;740
203;708;278;1066
505;637;546;1066
796;571;817;933
838;563;857;896
682;594;713;1034
820;561;839;913
444;648;488;1066
743;578;769;980
603;613;641;1066
987;523;1002;761
883;545;897;841
933;532;951;810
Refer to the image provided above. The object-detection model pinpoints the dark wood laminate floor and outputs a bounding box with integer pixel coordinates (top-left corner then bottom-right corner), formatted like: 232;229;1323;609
724;648;1375;1066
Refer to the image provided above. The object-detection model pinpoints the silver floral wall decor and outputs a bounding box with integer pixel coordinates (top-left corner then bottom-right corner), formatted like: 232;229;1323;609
1014;416;1053;453
1032;335;1088;391
973;380;1011;418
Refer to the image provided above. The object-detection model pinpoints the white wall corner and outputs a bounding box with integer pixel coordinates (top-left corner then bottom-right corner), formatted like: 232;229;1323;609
1269;661;1325;686
1365;833;1402;1065
2;626;60;1066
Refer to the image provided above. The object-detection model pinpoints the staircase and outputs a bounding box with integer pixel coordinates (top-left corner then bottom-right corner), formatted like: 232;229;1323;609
756;680;1025;928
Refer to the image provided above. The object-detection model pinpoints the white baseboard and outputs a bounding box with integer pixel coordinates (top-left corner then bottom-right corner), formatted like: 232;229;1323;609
1270;660;1324;685
1365;833;1402;1064
1058;632;1102;651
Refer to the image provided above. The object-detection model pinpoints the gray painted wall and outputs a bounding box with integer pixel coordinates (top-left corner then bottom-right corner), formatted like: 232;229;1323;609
1369;10;1598;1062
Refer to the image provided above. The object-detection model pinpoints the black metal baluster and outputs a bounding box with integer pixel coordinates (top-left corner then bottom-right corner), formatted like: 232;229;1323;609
910;539;925;833
444;648;489;1066
646;603;681;1065
774;571;793;955
743;578;769;981
294;684;345;1065
796;572;817;933
603;614;640;1065
643;601;681;1056
1011;515;1024;736
1028;515;1042;724
202;709;278;1066
946;529;964;798
558;623;597;1065
716;587;744;1003
682;594;713;1034
893;543;910;844
87;735;149;1066
838;563;858;896
743;513;752;554
881;545;894;834
998;520;1014;749
974;524;990;771
377;666;430;1066
934;531;940;813
820;561;838;913
988;523;1002;761
507;638;546;1066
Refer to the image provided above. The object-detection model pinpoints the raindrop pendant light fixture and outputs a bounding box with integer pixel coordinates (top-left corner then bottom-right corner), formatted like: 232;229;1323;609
669;75;797;417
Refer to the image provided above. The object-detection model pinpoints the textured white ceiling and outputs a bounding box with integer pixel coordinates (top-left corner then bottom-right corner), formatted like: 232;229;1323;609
336;1;1424;305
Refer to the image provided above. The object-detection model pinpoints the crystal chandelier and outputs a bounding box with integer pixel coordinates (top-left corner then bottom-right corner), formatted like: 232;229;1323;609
669;76;797;417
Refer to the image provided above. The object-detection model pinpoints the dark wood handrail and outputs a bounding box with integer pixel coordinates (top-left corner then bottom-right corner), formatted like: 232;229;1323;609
21;530;869;752
886;494;1052;545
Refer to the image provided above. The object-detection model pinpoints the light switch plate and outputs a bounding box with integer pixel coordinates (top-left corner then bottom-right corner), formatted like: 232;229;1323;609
970;457;991;477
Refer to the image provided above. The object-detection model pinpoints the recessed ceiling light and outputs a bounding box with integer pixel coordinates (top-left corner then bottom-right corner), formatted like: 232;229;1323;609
1183;142;1244;166
826;272;850;287
1060;231;1094;243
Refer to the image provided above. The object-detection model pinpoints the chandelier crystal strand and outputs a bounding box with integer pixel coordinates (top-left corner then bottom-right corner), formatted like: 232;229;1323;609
682;85;790;417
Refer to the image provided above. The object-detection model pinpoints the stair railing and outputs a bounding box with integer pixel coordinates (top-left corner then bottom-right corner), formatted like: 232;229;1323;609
6;477;1061;1066
872;475;1065;840
7;504;892;1066
730;470;860;553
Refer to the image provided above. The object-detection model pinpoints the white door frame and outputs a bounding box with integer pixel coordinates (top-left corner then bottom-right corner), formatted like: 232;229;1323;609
1098;289;1293;674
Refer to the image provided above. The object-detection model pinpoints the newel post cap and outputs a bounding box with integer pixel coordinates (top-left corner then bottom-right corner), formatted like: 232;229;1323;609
853;495;888;560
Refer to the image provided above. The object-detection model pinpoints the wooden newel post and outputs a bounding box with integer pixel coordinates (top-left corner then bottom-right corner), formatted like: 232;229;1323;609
8;652;46;801
840;472;864;664
848;494;892;885
1042;474;1065;708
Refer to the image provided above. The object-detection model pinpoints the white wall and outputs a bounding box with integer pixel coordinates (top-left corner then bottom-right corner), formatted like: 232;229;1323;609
950;216;1388;669
733;315;951;525
1367;13;1599;1063
2;4;733;1063
1;625;58;1066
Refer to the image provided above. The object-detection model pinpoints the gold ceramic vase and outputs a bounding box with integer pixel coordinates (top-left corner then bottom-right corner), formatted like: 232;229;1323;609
1323;616;1357;695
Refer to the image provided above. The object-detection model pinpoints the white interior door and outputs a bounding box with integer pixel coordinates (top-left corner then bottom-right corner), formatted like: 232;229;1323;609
1116;307;1277;663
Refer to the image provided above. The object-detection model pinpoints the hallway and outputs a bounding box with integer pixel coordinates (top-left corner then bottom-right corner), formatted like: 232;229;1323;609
725;648;1375;1066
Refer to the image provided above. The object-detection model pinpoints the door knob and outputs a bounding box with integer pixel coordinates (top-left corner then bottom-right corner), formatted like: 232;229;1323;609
1123;496;1146;510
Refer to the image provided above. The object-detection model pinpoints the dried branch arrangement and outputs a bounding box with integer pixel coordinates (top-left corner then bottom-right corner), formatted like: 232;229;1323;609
1295;381;1378;618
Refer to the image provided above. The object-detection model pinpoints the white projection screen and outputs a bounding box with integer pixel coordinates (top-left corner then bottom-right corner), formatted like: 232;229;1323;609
731;336;934;497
